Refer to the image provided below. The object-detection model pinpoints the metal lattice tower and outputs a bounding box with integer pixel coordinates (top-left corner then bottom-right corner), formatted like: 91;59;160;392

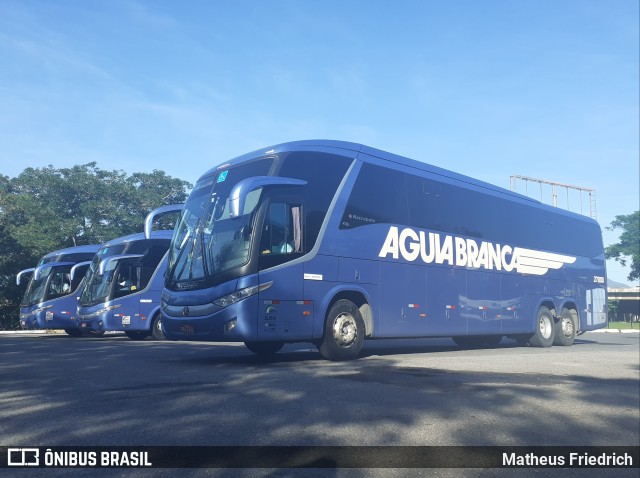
509;175;597;220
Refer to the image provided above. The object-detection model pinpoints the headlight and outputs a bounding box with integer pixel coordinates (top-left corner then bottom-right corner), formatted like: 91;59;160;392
213;281;273;308
79;304;121;320
30;305;53;316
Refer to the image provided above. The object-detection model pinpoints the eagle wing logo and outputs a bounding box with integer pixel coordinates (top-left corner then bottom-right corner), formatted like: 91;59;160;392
513;248;576;276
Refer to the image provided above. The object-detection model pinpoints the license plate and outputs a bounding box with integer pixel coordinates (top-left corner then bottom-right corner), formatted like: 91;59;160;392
180;324;195;334
121;316;131;325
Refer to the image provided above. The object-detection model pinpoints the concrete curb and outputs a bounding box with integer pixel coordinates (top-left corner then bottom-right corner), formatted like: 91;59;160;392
591;328;640;334
0;330;61;334
2;329;637;336
0;330;123;335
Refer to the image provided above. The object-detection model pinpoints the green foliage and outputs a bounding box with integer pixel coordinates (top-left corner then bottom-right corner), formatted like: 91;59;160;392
0;163;191;329
605;211;640;282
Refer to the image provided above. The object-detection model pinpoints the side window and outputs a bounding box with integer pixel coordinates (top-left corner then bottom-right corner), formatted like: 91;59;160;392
279;152;352;250
47;270;71;299
258;201;303;271
70;265;89;292
340;163;409;229
260;202;303;255
114;263;141;299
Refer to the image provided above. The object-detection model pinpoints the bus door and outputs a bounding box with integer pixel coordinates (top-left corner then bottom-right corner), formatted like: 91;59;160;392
465;270;502;335
113;261;142;329
257;198;312;340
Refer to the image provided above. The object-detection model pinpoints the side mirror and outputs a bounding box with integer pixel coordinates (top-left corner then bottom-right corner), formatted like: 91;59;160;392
144;204;184;240
98;254;144;275
229;176;306;219
33;262;75;281
16;268;35;286
70;261;92;281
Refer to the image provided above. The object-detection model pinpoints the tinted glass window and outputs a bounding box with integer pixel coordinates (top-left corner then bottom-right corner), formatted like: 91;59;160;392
279;152;352;249
341;163;409;228
341;162;602;258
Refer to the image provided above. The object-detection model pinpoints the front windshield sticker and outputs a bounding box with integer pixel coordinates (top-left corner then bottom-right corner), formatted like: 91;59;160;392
217;171;228;183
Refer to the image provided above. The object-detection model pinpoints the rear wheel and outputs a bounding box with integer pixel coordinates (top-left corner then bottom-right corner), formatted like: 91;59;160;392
553;308;576;346
65;329;83;337
244;341;284;355
87;330;105;338
151;315;165;340
125;331;149;341
529;306;555;348
317;299;364;361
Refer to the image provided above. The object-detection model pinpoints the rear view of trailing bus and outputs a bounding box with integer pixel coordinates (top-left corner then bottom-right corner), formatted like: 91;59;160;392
161;140;607;360
17;245;101;336
76;205;182;340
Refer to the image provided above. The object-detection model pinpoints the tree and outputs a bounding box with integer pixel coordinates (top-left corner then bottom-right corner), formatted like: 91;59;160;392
0;163;191;329
605;211;640;282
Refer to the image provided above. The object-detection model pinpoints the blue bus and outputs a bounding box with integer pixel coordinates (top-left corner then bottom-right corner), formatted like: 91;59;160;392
160;140;607;360
17;245;101;336
76;205;182;340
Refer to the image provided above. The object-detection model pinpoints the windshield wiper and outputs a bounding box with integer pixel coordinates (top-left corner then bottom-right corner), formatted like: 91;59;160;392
167;229;192;282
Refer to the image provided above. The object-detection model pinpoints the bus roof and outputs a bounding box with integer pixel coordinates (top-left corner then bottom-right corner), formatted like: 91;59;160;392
40;244;102;263
99;230;173;248
201;139;600;228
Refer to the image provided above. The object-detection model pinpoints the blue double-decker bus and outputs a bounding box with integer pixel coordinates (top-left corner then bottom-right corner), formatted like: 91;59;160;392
160;140;607;360
17;245;101;336
76;205;182;340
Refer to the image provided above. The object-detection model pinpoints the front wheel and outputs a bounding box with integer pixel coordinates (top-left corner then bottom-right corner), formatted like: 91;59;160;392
553;308;576;346
125;331;149;341
317;299;364;361
244;341;284;355
529;306;555;348
151;315;165;340
65;329;83;337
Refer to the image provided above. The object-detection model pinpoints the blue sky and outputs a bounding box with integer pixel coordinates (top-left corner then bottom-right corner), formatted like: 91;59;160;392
0;0;638;283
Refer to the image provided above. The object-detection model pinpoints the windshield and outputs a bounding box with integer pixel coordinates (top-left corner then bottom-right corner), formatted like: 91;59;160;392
79;244;128;307
167;158;274;287
20;265;72;307
79;256;117;307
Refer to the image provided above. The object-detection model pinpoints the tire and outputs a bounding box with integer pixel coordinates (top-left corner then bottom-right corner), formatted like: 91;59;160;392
529;306;555;348
553;307;576;346
317;299;364;361
125;331;149;341
87;330;105;338
151;315;165;340
65;329;83;337
244;341;284;355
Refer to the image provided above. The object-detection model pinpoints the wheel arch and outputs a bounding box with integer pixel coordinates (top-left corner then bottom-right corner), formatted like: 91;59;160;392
558;300;580;333
320;286;374;338
146;305;162;330
535;298;558;318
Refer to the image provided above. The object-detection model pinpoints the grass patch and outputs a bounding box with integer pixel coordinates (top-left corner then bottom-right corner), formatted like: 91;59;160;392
607;321;640;329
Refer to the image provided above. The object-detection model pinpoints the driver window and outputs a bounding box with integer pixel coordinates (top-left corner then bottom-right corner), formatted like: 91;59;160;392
47;271;71;298
260;202;303;256
114;264;141;298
